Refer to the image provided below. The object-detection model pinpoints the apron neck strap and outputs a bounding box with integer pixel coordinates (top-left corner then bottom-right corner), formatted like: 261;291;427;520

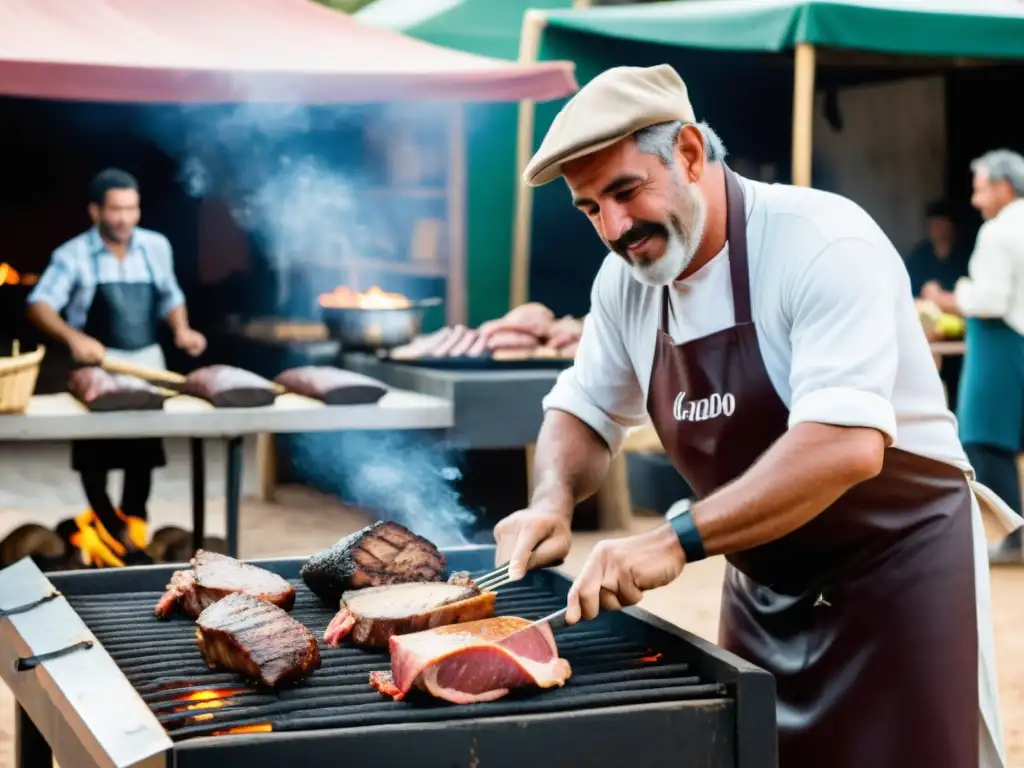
723;165;752;325
658;165;751;334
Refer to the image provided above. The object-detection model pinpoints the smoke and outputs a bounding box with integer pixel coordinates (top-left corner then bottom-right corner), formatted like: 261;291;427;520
140;101;443;309
289;431;477;547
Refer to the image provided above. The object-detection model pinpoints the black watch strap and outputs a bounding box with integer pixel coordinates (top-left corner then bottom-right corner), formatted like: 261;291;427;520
669;510;707;563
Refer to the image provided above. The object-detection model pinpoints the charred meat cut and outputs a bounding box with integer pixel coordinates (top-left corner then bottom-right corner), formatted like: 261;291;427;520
196;593;320;688
371;616;572;704
274;366;387;405
68;368;167;411
323;577;496;647
154;550;296;619
301;521;445;605
184;365;277;408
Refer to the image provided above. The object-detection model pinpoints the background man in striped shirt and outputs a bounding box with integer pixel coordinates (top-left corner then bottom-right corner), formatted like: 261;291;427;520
27;168;206;566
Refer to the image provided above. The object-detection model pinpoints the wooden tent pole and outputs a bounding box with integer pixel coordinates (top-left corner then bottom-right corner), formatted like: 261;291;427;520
791;42;816;187
510;10;547;310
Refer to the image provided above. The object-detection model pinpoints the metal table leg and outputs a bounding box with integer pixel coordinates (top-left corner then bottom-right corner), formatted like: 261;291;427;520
15;704;51;768
190;437;206;555
225;436;244;558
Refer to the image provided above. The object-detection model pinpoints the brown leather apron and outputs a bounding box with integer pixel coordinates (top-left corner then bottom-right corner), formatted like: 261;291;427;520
646;167;979;768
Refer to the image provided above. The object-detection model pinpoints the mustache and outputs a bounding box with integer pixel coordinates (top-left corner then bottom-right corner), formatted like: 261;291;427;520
610;221;668;257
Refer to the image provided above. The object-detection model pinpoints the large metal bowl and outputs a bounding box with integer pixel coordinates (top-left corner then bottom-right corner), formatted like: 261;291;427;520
321;298;443;351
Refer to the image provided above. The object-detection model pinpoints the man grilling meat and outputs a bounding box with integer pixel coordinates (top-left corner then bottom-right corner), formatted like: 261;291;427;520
492;65;1008;768
27;169;206;566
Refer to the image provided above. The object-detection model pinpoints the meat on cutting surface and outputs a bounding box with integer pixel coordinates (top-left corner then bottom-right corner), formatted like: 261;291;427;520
196;592;321;688
370;616;572;704
274;366;387;405
68;367;167;411
300;521;445;605
154;550;296;619
184;365;278;408
322;576;496;647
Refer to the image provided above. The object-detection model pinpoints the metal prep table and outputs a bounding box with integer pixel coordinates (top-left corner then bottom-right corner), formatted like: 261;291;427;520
341;352;564;449
0;390;452;557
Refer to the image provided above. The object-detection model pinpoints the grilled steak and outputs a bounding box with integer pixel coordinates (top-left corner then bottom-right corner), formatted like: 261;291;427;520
196;593;320;687
184;365;277;408
301;521;445;605
68;368;166;411
370;616;572;704
323;577;496;647
274;366;387;405
154;550;296;619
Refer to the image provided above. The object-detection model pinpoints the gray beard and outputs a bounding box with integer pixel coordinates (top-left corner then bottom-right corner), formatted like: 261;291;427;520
630;185;707;287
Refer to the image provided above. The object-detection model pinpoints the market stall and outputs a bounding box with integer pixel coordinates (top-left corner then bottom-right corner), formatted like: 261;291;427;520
0;0;578;566
510;0;1024;312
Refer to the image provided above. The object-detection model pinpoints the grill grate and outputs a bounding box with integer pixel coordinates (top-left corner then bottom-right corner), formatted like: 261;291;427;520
67;575;727;741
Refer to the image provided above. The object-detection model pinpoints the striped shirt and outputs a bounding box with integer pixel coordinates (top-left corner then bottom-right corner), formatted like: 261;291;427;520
27;227;185;329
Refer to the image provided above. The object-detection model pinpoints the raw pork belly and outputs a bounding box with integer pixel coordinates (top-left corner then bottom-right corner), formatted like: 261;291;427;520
370;616;572;704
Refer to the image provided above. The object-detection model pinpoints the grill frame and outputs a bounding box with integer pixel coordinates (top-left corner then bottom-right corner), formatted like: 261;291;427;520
2;546;777;768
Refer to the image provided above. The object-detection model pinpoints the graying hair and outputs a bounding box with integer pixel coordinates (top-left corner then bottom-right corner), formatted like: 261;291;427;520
634;120;728;166
971;149;1024;197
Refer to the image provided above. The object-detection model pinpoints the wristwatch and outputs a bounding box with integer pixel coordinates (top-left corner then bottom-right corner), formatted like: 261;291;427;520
669;509;707;563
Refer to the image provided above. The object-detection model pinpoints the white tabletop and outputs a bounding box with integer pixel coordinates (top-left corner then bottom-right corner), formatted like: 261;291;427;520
0;391;453;440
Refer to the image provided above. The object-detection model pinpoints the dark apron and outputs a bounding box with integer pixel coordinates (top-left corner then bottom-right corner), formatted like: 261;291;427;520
70;246;167;473
957;316;1024;453
646;167;979;768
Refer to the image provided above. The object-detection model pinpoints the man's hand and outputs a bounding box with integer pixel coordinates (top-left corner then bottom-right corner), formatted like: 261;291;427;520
493;503;573;581
68;331;105;365
565;525;685;625
921;281;958;314
174;327;206;357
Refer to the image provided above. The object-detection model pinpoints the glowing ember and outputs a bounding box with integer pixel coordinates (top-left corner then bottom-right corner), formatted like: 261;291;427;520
639;652;664;664
171;688;247;713
213;723;273;736
0;263;37;286
319;285;410;310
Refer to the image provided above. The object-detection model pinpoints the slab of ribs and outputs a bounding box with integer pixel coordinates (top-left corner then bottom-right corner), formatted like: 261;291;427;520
154;550;296;619
196;593;321;688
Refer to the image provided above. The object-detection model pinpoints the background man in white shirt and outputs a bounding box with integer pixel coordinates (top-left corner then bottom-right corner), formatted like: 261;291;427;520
922;149;1024;564
494;64;1005;768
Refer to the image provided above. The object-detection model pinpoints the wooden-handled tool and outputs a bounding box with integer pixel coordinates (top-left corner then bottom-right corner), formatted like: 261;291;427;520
100;355;186;384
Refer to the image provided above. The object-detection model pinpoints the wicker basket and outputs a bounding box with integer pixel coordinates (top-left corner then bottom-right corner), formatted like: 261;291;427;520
0;342;45;414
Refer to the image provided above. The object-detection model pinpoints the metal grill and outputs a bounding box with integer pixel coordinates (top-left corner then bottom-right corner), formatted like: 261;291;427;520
67;574;725;741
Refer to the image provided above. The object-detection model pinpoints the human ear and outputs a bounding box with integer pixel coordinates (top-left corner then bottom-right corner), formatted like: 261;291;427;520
675;124;706;183
87;203;100;225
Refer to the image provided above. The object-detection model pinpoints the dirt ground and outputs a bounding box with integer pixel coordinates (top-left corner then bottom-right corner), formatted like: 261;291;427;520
0;440;1020;766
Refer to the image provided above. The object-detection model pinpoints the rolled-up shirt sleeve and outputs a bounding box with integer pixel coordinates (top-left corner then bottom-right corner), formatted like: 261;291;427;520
542;260;648;454
151;236;186;318
955;222;1013;319
27;245;77;314
786;237;899;444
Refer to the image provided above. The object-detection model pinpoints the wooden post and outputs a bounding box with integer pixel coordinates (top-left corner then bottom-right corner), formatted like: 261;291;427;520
509;10;549;310
447;105;468;326
791;42;816;187
256;433;277;503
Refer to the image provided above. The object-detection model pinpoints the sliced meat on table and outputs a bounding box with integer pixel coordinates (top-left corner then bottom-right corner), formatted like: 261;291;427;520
274;366;387;405
371;616;572;704
447;328;480;358
300;521;446;605
389;328;452;360
323;577;496;647
154;550;296;619
486;329;540;351
68;367;167;411
196;592;321;688
184;364;278;408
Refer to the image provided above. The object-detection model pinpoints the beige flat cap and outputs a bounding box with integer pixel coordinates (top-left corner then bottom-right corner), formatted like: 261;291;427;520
523;64;696;187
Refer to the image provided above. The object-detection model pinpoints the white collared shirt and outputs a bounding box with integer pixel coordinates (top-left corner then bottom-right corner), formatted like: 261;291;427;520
542;175;970;473
955;199;1024;334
